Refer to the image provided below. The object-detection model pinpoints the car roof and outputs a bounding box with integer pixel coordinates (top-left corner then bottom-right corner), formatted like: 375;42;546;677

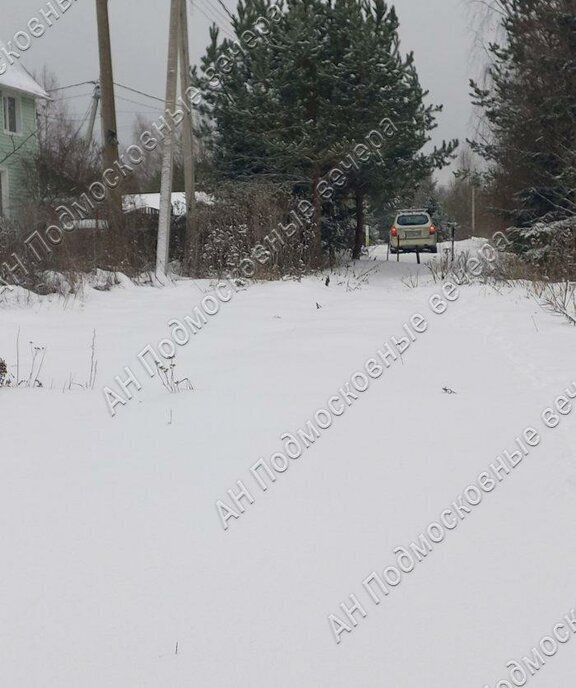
396;210;430;216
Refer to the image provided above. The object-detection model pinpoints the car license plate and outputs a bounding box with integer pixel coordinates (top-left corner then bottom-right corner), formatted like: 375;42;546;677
406;230;420;238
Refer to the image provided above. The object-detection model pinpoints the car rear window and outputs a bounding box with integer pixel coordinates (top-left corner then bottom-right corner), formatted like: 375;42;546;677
397;214;430;226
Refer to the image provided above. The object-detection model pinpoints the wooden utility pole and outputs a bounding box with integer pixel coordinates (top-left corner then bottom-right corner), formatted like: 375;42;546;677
178;0;198;275
95;0;122;229
156;0;180;277
86;82;101;144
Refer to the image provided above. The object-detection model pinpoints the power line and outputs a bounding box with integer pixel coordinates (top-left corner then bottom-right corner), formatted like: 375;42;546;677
113;82;164;104
47;81;163;107
188;0;235;39
47;81;97;93
116;94;163;110
187;0;218;27
44;114;91;121
203;0;235;32
116;109;164;114
71;100;93;139
0;130;38;165
45;111;154;119
201;0;233;26
210;0;234;21
58;93;94;101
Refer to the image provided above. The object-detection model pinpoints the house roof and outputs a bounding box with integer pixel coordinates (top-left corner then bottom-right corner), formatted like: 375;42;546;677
123;192;214;216
0;57;50;99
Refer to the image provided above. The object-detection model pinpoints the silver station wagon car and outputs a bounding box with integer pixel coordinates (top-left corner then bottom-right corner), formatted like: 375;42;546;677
390;210;438;253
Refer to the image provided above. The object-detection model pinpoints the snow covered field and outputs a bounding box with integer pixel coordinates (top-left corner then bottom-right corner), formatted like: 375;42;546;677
1;240;575;687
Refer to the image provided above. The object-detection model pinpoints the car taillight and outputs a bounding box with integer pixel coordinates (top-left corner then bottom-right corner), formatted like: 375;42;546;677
391;226;398;237
429;224;436;235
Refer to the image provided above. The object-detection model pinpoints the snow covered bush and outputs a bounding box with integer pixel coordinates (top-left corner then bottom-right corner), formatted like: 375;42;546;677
427;252;455;283
528;280;576;327
507;216;576;280
201;221;253;278
196;182;314;279
0;201;154;296
0;215;78;295
427;247;499;285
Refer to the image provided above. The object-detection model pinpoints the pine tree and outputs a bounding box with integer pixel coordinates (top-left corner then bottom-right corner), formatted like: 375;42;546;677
192;0;458;261
470;0;576;229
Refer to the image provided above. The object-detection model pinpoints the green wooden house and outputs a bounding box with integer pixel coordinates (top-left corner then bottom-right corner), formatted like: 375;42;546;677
0;62;48;219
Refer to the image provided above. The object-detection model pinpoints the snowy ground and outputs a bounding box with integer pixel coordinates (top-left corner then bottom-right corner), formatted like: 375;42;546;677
1;240;575;688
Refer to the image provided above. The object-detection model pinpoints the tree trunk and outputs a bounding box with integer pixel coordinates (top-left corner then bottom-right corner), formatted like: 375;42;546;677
311;169;323;267
353;190;365;260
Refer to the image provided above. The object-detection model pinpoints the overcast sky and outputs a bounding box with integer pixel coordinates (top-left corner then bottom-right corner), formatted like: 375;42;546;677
3;0;481;184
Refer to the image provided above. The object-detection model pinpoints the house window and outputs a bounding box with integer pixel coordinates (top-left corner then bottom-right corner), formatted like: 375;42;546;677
2;94;21;134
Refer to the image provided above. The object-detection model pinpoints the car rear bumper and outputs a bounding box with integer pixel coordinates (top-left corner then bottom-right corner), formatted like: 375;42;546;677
390;240;437;252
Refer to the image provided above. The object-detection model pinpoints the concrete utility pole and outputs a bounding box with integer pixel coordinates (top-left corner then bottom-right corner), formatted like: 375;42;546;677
156;0;180;277
178;0;198;274
95;0;122;229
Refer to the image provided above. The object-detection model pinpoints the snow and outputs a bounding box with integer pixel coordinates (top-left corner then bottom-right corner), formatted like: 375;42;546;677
1;241;575;687
69;219;109;231
123;192;214;216
0;49;50;99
